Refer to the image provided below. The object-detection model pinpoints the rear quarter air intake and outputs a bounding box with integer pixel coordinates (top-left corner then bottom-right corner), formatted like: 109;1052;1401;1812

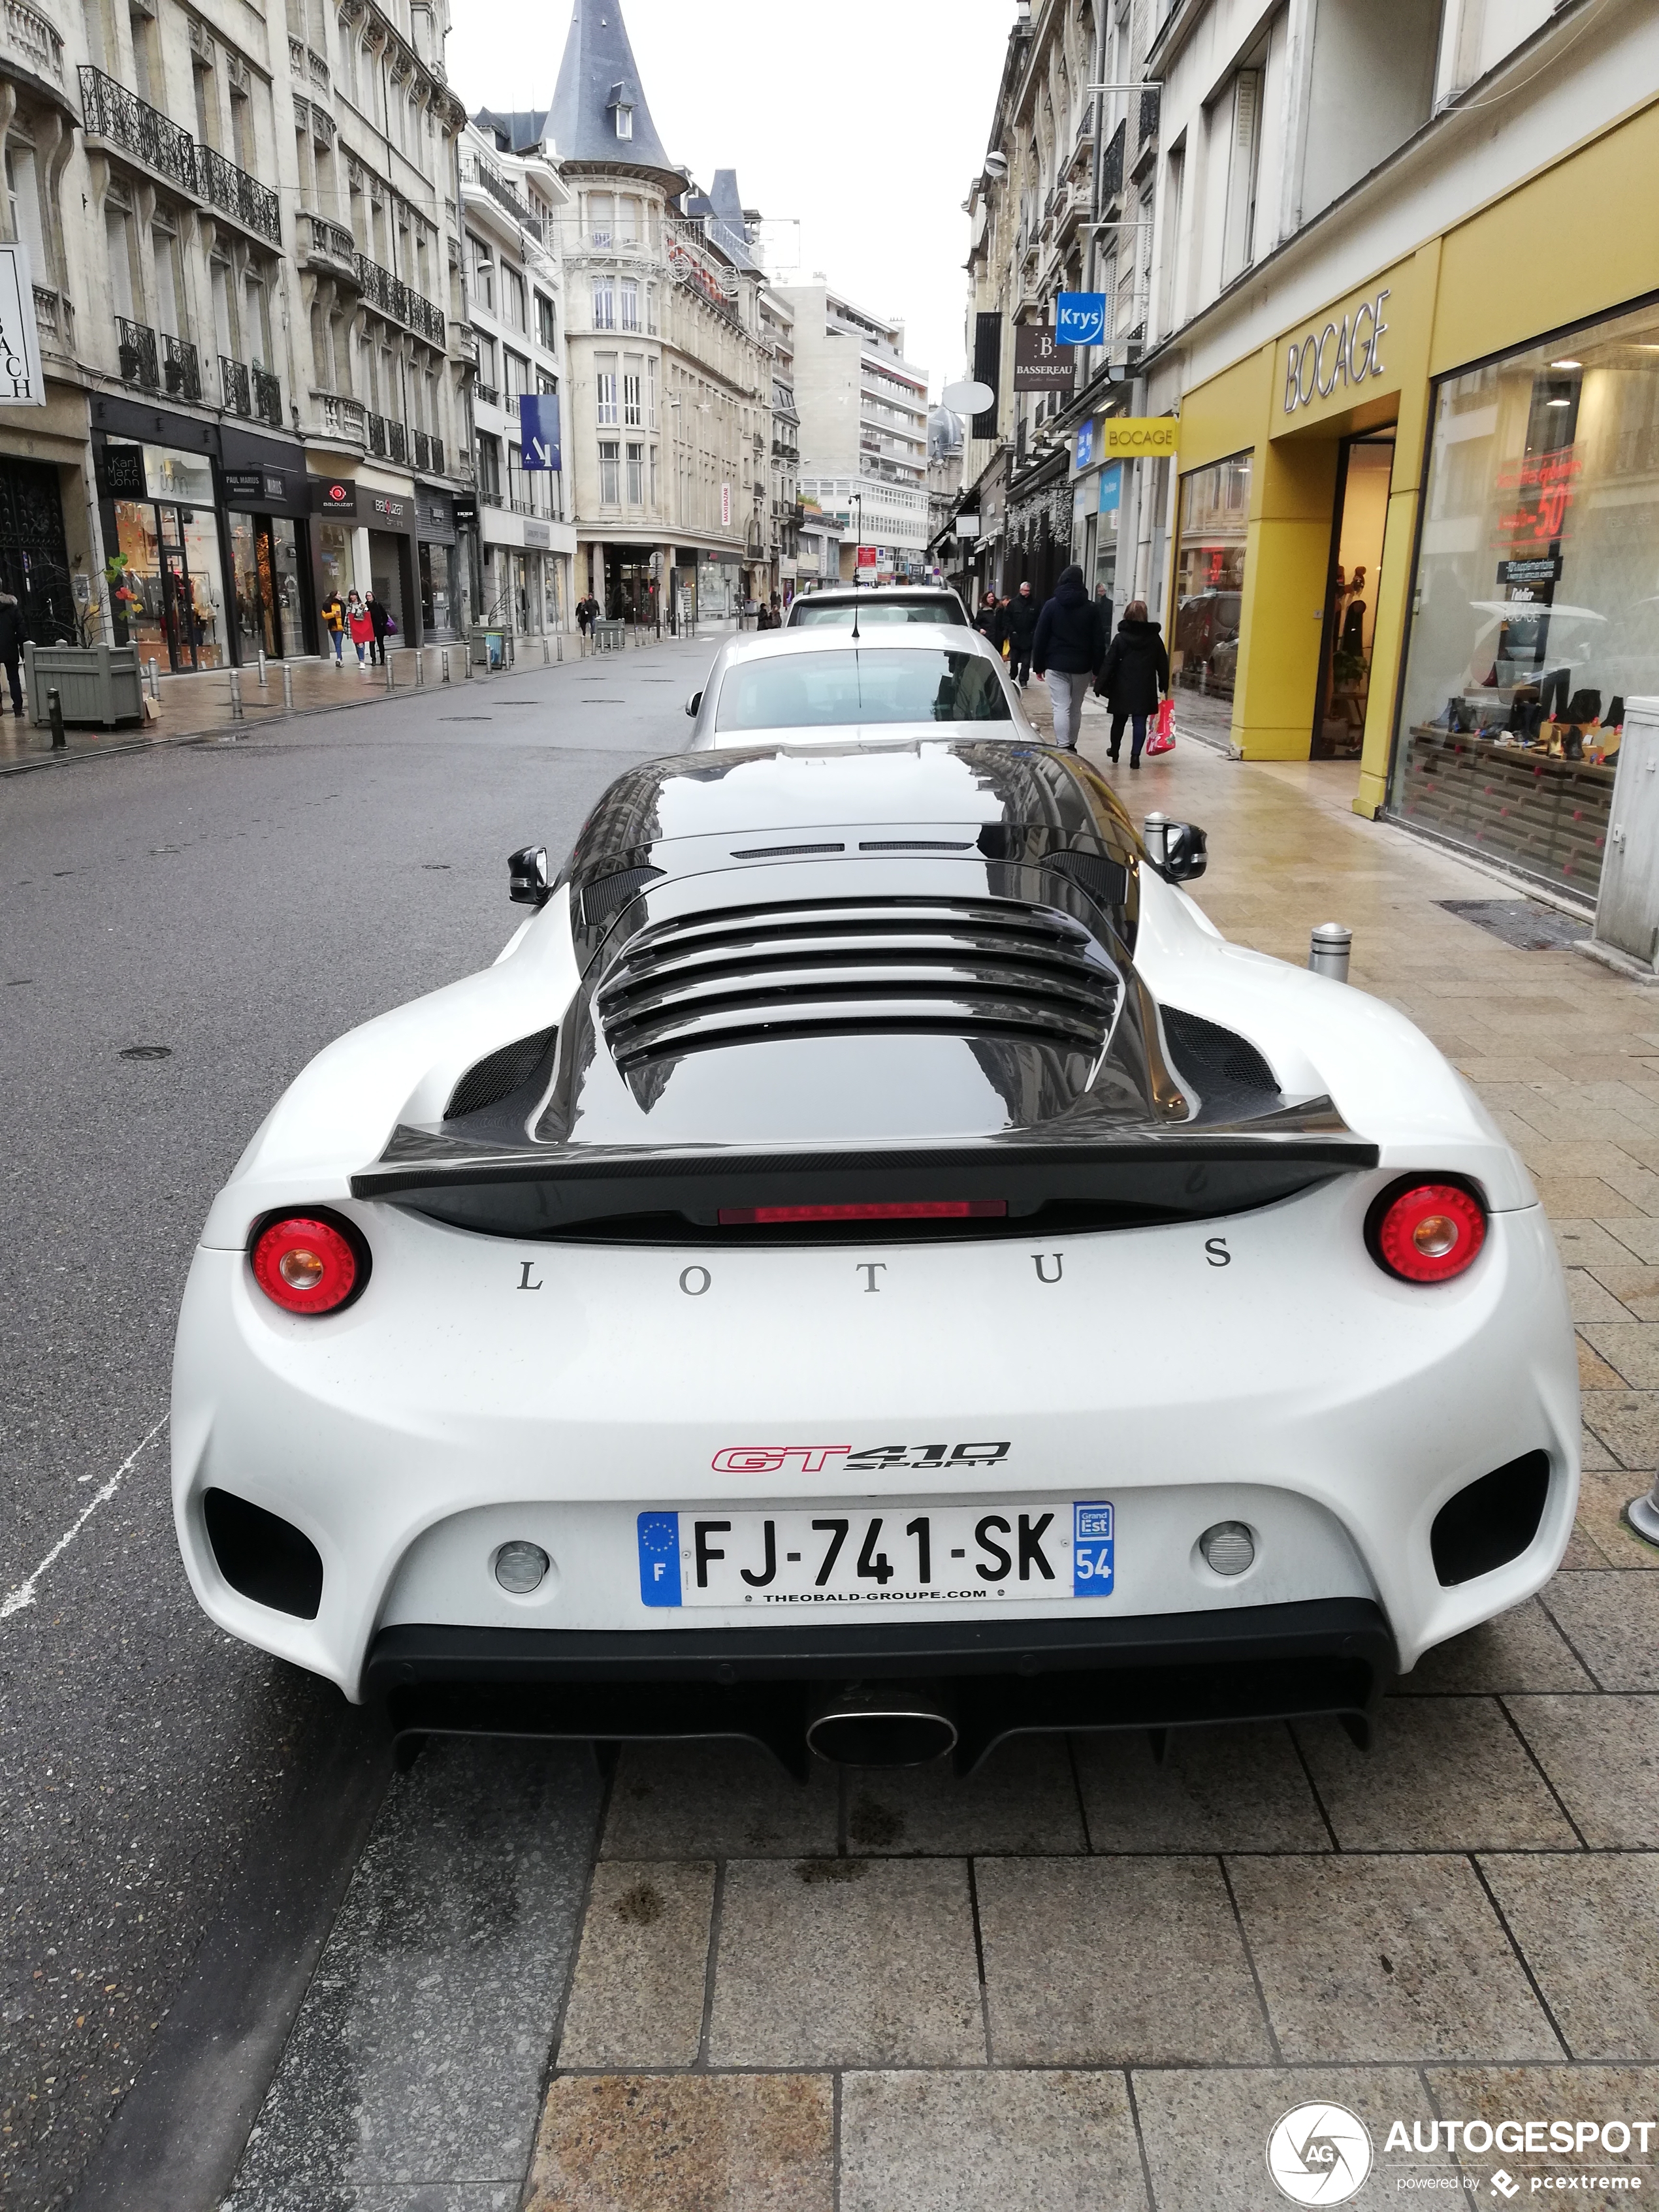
204;1488;324;1619
1430;1450;1552;1586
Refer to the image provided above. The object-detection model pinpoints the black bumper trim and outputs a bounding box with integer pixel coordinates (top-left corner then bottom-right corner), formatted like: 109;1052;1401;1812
367;1599;1394;1776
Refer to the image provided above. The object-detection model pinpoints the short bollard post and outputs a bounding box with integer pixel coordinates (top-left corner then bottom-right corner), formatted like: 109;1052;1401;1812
384;655;394;693
282;662;294;711
48;686;66;748
228;669;244;722
441;647;451;684
556;631;564;663
1308;922;1352;982
257;649;268;687
1628;1479;1659;1547
147;656;160;700
415;649;425;686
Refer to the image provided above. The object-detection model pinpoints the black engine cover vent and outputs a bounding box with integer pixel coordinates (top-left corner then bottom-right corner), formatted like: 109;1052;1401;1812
1161;1007;1278;1098
1040;850;1129;911
444;1025;558;1120
581;864;666;929
595;898;1120;1071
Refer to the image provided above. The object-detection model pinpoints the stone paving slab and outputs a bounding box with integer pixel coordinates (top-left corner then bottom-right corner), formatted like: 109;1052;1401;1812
843;1737;1086;1856
600;1743;839;1861
1478;1856;1659;2059
1507;1693;1659;1845
557;1861;715;2070
1393;1600;1592;1692
839;2069;1146;2212
1072;1723;1331;1852
1294;1699;1577;1851
523;2074;833;2212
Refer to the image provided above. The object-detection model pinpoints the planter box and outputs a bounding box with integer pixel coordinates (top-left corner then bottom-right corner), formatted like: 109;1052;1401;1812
25;643;145;729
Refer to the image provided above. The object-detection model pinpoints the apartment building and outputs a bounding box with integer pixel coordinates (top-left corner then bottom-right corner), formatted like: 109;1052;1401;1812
1135;0;1659;916
1;0;474;667
460;118;575;635
780;281;929;579
758;281;799;599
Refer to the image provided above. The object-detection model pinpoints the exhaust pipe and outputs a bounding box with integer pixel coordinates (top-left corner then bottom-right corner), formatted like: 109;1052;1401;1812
805;1680;957;1767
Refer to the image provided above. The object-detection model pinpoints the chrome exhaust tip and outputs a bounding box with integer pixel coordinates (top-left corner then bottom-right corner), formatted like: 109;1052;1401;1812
805;1680;958;1767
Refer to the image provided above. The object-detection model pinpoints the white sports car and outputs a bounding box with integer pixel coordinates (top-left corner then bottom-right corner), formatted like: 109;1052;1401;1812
172;740;1579;1772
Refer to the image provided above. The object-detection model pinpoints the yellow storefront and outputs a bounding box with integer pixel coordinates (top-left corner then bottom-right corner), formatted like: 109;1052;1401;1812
1169;93;1659;896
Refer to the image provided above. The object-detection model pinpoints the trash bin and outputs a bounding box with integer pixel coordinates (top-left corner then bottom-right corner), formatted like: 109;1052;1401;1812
468;626;512;670
594;619;625;653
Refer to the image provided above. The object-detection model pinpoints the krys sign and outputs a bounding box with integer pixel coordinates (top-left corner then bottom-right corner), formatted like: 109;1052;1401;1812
1281;287;1391;418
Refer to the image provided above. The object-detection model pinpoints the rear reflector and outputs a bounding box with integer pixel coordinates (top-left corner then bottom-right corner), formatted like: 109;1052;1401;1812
717;1200;1008;1226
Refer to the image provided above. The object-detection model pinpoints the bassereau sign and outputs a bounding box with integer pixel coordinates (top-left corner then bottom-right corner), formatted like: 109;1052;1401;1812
1283;287;1391;416
0;240;46;406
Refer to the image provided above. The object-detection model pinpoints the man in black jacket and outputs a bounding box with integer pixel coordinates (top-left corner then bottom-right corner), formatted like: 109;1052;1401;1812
1095;598;1170;768
1031;564;1106;748
1001;580;1039;688
0;590;23;714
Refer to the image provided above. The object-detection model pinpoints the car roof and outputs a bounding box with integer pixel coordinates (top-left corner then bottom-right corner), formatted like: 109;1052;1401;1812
707;623;999;667
795;585;960;601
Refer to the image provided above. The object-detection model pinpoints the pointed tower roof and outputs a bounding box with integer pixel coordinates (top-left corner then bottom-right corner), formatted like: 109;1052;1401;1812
548;1;680;189
683;168;758;270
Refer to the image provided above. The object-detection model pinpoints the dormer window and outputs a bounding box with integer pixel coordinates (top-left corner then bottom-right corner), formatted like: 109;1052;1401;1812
616;104;633;140
608;81;634;140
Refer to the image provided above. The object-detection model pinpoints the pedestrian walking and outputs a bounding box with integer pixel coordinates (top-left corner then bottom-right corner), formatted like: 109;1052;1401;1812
346;590;373;667
0;588;24;714
973;590;1004;648
1031;563;1106;750
364;590;389;666
1002;580;1039;688
1095;598;1170;769
320;589;346;664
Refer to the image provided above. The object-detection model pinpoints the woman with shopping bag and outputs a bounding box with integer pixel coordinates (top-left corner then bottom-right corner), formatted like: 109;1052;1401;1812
1094;598;1170;769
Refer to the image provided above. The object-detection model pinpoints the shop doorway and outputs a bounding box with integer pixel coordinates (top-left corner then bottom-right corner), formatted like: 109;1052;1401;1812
1313;432;1395;759
229;514;305;659
114;496;228;673
367;530;411;647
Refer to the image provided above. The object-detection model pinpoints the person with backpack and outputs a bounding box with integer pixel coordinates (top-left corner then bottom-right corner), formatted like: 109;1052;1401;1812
1095;598;1171;769
1031;564;1106;750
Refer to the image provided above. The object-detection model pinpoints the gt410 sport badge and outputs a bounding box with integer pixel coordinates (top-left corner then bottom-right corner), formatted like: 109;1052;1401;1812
1266;2102;1374;2205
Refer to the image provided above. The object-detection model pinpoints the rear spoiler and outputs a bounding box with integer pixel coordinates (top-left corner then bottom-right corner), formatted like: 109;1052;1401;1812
351;1110;1379;1242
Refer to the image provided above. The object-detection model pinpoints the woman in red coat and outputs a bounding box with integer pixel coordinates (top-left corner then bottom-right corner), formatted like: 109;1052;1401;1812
346;591;374;667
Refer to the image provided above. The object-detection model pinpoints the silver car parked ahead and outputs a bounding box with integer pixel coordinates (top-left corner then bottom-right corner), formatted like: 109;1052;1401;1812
684;624;1039;750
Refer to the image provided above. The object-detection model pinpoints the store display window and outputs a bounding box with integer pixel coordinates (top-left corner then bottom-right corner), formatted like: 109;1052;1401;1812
420;542;455;637
106;437;226;672
1172;454;1251;701
1389;300;1659;892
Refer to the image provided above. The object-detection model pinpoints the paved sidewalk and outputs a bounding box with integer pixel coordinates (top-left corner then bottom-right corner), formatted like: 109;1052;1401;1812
512;736;1659;2211
0;628;664;775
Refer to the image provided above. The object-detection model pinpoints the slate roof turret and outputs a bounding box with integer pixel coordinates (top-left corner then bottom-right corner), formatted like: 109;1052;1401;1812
547;1;681;188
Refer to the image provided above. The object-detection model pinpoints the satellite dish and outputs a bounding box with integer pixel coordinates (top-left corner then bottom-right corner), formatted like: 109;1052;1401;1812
941;378;994;416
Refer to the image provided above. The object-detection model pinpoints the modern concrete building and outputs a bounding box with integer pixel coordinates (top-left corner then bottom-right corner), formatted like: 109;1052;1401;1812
779;281;929;578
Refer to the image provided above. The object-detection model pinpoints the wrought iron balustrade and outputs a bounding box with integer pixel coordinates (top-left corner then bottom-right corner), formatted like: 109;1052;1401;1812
430;435;444;474
354;251;445;345
413;429;431;472
116;316;159;391
474;383;501;408
1138;88;1160;146
219;357;251;416
252;365;282;426
199;144;281;246
162;333;201;401
1100;116;1127;204
386;420;407;464
367;412;387;457
81;67;198;193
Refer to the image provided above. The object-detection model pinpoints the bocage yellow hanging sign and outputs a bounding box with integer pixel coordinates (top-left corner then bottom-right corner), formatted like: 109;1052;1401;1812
1097;417;1180;458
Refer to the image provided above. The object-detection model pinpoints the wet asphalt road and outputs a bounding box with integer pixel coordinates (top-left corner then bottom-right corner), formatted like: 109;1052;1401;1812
0;638;706;2211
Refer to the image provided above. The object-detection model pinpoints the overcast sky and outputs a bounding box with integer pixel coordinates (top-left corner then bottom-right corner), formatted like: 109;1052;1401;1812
447;0;1014;397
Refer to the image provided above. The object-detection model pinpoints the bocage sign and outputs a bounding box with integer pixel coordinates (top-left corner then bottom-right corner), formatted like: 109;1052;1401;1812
1282;287;1391;417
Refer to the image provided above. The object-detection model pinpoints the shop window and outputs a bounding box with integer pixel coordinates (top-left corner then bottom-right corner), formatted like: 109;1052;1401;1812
1389;300;1659;895
1172;454;1251;703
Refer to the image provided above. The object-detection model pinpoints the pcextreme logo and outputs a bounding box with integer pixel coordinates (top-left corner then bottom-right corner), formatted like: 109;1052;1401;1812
1266;2103;1656;2202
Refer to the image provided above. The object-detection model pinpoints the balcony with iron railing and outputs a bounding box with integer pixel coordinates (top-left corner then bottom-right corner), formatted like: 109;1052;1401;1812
386;419;407;464
474;383;502;408
81;67;197;193
460;154;542;242
162;332;200;402
1100;115;1127;206
116;316;159;391
355;251;445;345
200;144;281;246
4;0;64;90
219;356;251;416
252;364;282;427
367;411;387;457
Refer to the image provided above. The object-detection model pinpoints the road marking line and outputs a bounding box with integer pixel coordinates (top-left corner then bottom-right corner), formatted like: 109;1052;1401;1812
1;1415;170;1621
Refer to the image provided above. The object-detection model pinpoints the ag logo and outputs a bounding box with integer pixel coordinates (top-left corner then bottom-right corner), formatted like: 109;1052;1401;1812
1267;2102;1374;2204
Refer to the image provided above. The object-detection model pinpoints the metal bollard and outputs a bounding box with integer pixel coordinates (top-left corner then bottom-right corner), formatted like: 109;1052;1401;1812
556;631;563;662
441;647;451;684
1308;922;1352;982
228;669;244;722
282;660;294;710
257;649;268;687
48;686;65;749
384;655;394;692
1628;1479;1659;1547
147;656;160;701
415;648;425;686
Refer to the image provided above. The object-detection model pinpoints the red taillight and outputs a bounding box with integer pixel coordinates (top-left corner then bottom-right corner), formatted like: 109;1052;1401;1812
1370;1181;1487;1283
251;1214;364;1314
717;1200;1008;1226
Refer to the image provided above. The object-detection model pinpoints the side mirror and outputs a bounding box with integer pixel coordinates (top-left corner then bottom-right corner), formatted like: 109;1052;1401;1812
685;690;703;718
507;844;551;906
1141;814;1208;884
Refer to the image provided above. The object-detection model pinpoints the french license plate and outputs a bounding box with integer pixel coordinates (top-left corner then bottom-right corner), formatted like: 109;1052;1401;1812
637;1501;1114;1608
